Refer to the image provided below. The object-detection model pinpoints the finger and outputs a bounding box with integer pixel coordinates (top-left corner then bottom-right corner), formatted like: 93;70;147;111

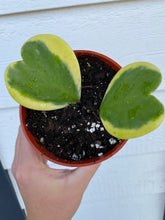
48;168;74;179
70;163;101;189
41;156;47;165
17;126;48;167
12;126;21;174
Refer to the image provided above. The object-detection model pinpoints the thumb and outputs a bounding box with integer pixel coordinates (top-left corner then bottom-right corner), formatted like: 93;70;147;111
70;163;100;190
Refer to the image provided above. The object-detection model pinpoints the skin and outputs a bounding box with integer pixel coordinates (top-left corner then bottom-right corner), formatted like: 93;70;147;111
12;127;100;220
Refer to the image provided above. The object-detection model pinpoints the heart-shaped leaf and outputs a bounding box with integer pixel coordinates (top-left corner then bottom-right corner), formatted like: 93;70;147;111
5;34;81;110
100;62;165;139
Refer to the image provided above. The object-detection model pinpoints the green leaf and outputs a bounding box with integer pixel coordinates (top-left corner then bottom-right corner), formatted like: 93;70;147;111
100;62;165;139
5;34;81;110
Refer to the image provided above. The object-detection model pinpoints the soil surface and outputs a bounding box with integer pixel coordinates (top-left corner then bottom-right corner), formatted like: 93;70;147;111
26;55;122;161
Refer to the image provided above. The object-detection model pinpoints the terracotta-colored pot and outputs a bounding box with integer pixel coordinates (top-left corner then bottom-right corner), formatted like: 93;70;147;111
20;50;127;167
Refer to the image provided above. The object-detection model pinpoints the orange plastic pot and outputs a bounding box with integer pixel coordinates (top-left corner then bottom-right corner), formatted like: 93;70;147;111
20;50;127;167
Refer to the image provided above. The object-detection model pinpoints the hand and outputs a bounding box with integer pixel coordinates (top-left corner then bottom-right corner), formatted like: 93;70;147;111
12;127;100;220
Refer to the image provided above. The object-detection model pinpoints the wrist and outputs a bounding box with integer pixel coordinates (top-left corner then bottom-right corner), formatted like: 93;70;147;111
27;214;71;220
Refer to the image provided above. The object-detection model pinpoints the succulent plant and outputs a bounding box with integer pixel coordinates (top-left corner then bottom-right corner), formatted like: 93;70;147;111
100;62;164;138
5;34;81;111
5;34;165;139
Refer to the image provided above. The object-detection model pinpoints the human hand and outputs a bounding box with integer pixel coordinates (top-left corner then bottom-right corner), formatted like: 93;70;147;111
12;127;100;220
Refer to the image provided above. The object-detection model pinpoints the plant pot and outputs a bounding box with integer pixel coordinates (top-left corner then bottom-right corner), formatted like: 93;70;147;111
20;50;128;167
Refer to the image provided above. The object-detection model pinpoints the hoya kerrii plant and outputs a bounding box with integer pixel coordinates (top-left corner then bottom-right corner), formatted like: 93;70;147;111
5;34;81;111
100;62;165;138
4;34;165;165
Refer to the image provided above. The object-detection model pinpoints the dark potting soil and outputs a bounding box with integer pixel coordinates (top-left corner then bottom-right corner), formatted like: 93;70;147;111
26;55;122;161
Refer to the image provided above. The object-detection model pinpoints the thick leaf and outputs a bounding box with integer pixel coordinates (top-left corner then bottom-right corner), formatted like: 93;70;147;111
100;62;165;139
5;34;81;110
